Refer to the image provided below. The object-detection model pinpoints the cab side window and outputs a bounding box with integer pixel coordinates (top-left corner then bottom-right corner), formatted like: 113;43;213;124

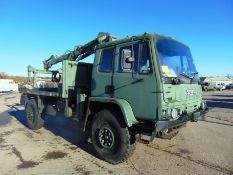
118;44;139;72
99;48;114;72
139;43;151;74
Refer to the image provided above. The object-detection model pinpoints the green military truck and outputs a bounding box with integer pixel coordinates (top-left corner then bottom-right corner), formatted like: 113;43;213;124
20;32;208;164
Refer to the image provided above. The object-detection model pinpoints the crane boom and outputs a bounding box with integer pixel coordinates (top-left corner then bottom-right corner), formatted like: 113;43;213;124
43;32;117;70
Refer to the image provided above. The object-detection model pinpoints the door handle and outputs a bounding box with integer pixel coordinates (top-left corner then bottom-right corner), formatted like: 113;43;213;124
105;85;114;94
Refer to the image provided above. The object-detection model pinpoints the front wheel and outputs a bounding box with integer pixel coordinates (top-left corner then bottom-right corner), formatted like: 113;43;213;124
91;110;136;164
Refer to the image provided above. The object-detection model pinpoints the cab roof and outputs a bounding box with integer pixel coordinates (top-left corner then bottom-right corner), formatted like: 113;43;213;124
97;32;189;49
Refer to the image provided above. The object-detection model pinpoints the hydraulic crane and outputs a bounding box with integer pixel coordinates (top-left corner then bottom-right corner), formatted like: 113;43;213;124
43;32;117;70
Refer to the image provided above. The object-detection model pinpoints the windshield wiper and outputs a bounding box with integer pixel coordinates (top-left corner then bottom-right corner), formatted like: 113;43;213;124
191;71;198;76
189;71;198;78
177;72;192;79
172;73;193;85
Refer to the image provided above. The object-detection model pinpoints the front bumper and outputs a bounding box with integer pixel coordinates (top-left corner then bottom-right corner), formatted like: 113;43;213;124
155;107;209;132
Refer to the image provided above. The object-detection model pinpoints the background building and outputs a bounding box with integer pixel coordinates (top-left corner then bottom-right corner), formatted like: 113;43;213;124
201;76;233;85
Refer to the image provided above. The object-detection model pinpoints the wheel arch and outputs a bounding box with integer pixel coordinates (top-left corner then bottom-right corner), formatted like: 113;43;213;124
83;97;138;131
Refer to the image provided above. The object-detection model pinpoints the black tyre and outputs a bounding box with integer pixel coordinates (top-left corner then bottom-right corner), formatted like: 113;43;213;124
157;127;180;140
91;110;136;164
25;99;44;130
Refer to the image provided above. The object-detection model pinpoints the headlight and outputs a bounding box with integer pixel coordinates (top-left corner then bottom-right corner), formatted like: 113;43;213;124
171;109;178;119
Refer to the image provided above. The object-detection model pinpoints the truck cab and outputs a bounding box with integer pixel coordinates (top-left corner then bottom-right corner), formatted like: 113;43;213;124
91;33;206;124
20;33;208;164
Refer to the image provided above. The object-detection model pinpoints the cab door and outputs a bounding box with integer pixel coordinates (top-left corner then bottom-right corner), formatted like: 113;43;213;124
91;46;116;97
113;41;157;121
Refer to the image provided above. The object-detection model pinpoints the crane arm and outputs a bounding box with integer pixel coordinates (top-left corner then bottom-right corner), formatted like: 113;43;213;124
43;32;117;70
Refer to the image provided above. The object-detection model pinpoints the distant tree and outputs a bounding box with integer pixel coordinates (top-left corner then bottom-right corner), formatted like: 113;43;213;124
0;72;27;83
0;72;9;79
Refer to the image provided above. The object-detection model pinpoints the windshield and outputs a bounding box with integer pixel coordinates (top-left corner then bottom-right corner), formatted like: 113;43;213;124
156;39;197;78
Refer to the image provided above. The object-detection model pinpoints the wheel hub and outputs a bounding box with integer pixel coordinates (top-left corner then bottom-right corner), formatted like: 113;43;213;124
98;127;114;149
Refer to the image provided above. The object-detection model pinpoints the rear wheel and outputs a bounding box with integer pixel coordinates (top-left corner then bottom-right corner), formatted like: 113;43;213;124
25;99;44;130
91;110;136;164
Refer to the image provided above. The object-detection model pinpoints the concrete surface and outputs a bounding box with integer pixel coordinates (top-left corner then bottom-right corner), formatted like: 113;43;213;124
0;91;233;175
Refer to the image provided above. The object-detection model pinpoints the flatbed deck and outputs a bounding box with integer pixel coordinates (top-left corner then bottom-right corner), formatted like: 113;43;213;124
20;88;61;97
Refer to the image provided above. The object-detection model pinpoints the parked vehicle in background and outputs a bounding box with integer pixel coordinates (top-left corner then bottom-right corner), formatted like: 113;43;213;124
216;83;225;91
226;83;233;89
201;82;225;91
0;79;18;92
201;82;216;91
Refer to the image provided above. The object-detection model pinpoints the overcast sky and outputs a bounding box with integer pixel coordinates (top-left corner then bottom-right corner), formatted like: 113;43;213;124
0;0;232;76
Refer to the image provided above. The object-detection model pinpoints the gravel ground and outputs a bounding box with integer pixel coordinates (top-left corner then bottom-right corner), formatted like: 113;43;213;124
0;91;233;175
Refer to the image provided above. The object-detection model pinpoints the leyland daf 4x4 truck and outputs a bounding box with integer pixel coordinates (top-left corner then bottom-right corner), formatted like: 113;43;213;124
20;32;208;164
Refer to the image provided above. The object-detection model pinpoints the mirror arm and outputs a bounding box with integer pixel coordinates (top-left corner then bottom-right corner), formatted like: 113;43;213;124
131;36;135;79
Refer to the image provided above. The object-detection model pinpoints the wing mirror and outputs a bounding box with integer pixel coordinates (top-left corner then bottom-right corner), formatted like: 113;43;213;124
123;49;134;63
125;56;134;63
